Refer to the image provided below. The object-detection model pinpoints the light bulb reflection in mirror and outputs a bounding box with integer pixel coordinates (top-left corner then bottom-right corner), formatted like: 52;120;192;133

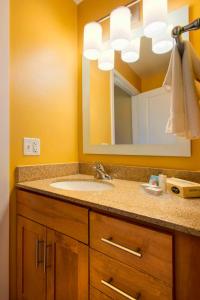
152;25;174;54
121;38;141;63
98;43;115;71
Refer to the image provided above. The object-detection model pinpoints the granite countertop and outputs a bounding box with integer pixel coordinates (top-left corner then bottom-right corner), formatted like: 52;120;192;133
16;174;200;237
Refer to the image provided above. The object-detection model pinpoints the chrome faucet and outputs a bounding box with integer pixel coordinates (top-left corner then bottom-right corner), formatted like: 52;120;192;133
94;162;112;180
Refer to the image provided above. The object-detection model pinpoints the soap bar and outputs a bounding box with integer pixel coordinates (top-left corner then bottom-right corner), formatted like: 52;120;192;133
141;183;152;189
141;183;163;196
145;186;163;196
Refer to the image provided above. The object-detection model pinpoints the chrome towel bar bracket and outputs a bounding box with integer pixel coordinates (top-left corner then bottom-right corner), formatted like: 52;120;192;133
172;18;200;56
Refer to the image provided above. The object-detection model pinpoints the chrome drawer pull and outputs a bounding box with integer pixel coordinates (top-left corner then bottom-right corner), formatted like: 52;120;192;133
35;240;44;269
101;238;142;258
101;279;140;300
43;241;46;273
35;239;40;268
43;243;53;273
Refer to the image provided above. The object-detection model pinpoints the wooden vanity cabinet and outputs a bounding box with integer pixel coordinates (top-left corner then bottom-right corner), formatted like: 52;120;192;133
175;232;200;300
90;212;173;286
90;249;172;300
17;216;46;300
90;212;173;300
16;190;200;300
17;190;89;300
46;229;88;300
90;287;111;300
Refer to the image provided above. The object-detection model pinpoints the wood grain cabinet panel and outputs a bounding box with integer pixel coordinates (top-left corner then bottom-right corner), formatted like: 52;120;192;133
17;214;88;300
17;190;88;244
90;249;172;300
17;216;46;300
90;287;112;300
90;212;173;286
16;190;200;300
175;232;200;300
46;229;88;300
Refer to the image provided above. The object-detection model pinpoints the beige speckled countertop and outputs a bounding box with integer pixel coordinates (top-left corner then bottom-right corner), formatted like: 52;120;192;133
16;174;200;237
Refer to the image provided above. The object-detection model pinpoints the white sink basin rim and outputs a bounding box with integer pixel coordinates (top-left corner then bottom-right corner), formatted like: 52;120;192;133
50;179;114;192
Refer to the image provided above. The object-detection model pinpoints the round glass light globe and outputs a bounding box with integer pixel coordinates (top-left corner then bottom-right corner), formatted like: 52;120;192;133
144;21;167;38
110;6;132;51
143;0;168;38
83;22;102;60
152;40;173;54
98;45;114;71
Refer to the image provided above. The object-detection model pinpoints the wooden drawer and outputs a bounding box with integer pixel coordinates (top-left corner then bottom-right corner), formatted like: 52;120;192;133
90;287;111;300
90;212;172;285
17;190;88;244
90;249;172;300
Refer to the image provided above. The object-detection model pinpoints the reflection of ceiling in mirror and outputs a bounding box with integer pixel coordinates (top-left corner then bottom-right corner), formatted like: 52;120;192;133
128;37;171;77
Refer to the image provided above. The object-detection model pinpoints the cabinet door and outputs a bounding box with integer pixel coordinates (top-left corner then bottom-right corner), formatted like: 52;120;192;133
90;287;112;300
17;216;46;300
175;232;200;299
47;229;88;300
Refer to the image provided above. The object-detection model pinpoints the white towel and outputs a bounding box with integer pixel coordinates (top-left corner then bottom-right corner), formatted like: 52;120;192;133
163;41;200;139
163;45;186;135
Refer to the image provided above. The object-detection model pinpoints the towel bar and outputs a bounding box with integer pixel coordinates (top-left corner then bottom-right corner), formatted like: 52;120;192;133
172;18;200;55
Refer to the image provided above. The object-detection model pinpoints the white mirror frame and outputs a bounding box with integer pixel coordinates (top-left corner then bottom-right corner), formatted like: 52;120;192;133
82;6;191;157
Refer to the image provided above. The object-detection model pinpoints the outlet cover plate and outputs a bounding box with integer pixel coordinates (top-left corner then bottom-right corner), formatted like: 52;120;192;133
24;138;40;156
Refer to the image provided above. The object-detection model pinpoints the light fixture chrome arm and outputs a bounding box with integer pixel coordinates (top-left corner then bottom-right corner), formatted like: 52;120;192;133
172;18;200;56
97;0;141;23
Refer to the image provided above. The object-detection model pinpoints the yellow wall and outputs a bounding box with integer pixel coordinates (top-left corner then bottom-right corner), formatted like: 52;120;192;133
10;0;78;186
90;61;111;144
10;1;78;298
115;52;141;91
141;71;166;92
78;0;200;170
115;86;133;144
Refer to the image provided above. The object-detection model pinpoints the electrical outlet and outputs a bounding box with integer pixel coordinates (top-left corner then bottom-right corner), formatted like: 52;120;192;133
24;138;40;156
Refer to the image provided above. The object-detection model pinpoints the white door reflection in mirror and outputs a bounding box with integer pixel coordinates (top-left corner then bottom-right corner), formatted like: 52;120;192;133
132;87;176;145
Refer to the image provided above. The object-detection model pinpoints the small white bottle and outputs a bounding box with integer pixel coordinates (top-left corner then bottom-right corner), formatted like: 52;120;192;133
159;174;167;192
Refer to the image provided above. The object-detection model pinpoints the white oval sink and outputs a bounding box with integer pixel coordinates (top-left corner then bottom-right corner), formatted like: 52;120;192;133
50;179;114;192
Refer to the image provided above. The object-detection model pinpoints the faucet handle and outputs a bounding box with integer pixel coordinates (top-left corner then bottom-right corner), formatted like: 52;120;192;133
94;161;104;170
93;162;98;168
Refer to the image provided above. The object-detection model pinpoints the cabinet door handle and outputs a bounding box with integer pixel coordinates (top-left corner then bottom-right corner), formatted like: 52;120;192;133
43;241;46;273
46;244;52;270
101;279;140;300
101;238;142;258
35;240;44;269
44;243;52;272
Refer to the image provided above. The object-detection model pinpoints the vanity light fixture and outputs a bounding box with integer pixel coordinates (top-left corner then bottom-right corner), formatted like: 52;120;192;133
110;6;132;51
83;22;102;60
143;0;168;38
83;0;172;70
121;37;141;63
152;24;174;54
98;42;115;71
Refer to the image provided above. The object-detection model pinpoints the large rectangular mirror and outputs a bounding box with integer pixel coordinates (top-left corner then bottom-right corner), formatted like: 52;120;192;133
82;5;191;156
